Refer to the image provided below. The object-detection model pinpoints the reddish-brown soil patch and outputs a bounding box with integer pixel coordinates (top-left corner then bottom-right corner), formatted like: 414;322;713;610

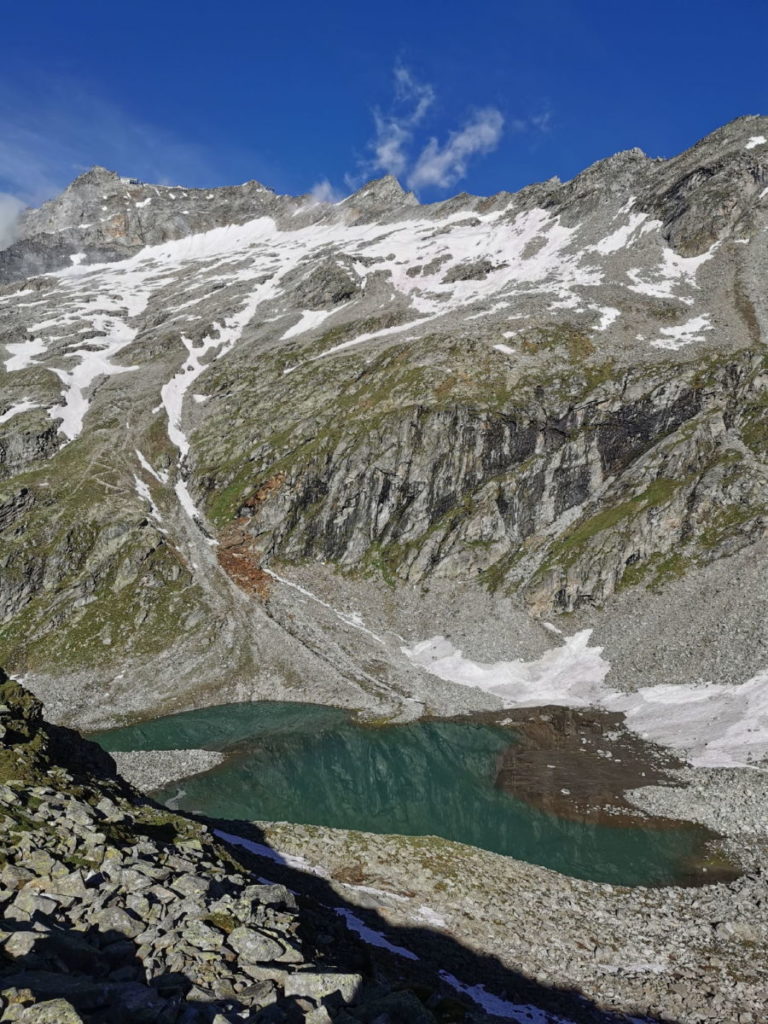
215;473;287;598
216;521;272;599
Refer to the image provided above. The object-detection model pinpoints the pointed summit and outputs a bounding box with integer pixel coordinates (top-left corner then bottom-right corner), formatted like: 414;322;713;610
345;175;419;210
66;166;122;191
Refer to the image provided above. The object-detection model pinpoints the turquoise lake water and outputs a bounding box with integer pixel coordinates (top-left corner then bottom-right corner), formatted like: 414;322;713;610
93;701;720;886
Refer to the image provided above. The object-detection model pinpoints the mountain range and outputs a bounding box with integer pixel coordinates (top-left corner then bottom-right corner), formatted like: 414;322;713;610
1;115;767;738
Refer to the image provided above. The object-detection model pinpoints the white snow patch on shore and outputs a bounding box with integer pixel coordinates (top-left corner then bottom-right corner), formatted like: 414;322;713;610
214;828;329;877
404;632;768;768
344;883;409;903
334;908;419;960
493;343;515;355
403;630;611;707
416;905;447;928
604;671;768;768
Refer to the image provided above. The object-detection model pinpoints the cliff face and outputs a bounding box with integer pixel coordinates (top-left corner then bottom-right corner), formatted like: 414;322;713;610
218;348;766;613
0;116;767;721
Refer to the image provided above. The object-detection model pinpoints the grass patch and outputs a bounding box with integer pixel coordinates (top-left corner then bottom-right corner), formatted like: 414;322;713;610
699;503;766;550
543;477;685;572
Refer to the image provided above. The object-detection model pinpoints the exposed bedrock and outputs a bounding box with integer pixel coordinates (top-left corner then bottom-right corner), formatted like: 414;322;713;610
225;349;768;613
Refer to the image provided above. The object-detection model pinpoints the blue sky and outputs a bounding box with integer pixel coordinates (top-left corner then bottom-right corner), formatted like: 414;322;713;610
1;0;766;207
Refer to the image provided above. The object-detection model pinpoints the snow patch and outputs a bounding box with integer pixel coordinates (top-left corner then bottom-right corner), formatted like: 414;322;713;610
133;475;162;523
48;321;139;439
281;308;335;340
4;337;47;372
404;631;768;768
627;244;716;301
604;671;768;768
263;567;385;645
415;905;447;928
174;480;216;543
214;829;329;877
135;449;168;484
595;213;650;254
403;630;611;707
439;972;574;1023
650;314;712;350
745;135;767;149
594;306;620;331
0;399;38;424
334;909;418;960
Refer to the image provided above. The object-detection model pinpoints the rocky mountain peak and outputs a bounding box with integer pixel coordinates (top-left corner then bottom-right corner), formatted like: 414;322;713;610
345;174;419;210
65;165;123;191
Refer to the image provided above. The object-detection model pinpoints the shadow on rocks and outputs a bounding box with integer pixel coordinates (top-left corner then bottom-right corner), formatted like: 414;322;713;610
0;812;686;1024
0;918;355;1024
198;816;685;1024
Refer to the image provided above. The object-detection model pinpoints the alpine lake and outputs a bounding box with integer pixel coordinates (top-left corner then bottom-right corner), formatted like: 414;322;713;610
92;701;737;888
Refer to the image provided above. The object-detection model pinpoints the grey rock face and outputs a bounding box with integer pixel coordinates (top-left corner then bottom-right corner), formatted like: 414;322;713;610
1;168;293;282
233;353;767;615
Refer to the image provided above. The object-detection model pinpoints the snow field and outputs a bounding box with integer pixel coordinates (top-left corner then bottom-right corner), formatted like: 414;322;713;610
402;631;768;769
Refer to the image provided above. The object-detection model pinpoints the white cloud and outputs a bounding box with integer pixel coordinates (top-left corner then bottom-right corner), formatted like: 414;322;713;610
0;193;25;251
407;108;504;190
349;63;510;194
510;111;552;134
308;179;343;204
369;64;435;179
393;65;435;124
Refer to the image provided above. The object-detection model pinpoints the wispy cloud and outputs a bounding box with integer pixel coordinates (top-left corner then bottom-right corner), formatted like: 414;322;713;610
0;193;25;249
0;76;216;210
370;64;435;178
308;179;344;204
509;110;552;134
407;108;505;190
349;64;507;195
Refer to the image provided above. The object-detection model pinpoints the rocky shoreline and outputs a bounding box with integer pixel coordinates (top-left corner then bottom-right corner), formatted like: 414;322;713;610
626;765;768;876
2;669;768;1022
256;815;768;1024
110;750;226;793
80;695;768;1021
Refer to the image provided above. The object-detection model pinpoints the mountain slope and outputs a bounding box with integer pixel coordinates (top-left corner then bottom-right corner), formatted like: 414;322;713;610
0;116;767;726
